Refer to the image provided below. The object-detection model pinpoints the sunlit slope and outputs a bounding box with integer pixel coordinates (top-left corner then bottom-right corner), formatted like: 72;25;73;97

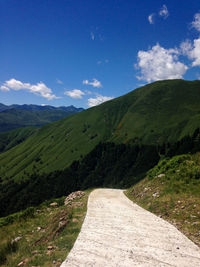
0;98;130;180
113;79;200;143
1;79;200;181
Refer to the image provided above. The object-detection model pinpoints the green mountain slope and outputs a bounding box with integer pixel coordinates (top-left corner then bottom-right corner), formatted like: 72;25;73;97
1;79;200;181
0;127;38;153
0;108;81;132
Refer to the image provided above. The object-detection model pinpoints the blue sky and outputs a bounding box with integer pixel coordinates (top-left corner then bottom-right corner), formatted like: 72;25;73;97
1;0;200;108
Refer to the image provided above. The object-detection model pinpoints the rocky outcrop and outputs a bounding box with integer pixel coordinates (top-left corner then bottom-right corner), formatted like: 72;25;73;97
64;191;85;206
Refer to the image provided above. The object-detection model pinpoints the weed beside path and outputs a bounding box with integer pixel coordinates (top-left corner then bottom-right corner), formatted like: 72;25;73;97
126;153;200;247
0;189;91;267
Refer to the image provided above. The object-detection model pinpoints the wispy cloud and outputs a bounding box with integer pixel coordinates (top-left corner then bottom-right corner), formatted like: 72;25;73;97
56;79;63;84
97;59;109;65
191;12;200;32
135;44;188;83
87;94;113;107
0;78;59;100
83;78;102;88
90;32;95;41
180;38;200;66
64;89;85;99
159;4;169;19
148;5;169;24
148;13;155;24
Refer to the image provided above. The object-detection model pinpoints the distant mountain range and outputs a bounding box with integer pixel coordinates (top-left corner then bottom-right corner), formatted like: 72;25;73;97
0;103;83;112
0;103;84;132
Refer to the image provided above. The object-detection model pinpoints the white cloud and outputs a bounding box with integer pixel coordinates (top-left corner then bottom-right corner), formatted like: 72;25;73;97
148;13;155;24
159;4;169;19
191;12;200;32
180;38;200;66
0;85;10;91
64;89;85;99
91;32;95;40
0;78;59;100
83;78;102;88
136;44;188;83
56;79;63;84
87;94;113;107
180;39;193;55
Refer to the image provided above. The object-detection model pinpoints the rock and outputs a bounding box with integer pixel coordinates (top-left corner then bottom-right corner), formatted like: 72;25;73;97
192;222;199;225
47;245;54;250
50;202;58;207
11;236;22;244
152;192;159;198
37;227;41;231
181;206;185;209
157;174;165;178
64;191;85;206
32;250;39;255
144;187;148;192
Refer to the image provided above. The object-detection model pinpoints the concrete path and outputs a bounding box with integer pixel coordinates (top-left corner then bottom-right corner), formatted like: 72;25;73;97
61;189;200;266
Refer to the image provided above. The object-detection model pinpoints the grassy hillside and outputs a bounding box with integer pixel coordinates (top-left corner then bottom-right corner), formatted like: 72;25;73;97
0;108;80;132
0;127;38;153
126;153;200;246
0;190;90;266
0;79;200;181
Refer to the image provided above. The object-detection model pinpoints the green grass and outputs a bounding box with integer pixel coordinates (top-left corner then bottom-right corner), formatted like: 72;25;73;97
0;108;79;132
1;79;200;181
126;152;200;247
0;189;91;266
0;127;38;153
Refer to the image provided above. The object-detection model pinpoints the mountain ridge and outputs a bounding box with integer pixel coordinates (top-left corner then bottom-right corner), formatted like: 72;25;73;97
0;79;200;181
0;104;84;132
0;103;84;112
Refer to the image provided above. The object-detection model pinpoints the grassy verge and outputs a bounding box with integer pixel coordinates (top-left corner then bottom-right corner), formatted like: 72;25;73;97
125;153;200;247
0;189;92;267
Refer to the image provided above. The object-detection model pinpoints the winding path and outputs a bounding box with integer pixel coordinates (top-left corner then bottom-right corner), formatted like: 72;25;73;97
61;189;200;266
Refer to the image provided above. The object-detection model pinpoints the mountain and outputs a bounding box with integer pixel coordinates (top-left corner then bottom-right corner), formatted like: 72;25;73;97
0;104;84;132
1;79;200;217
0;127;38;153
0;79;200;182
0;80;200;181
0;103;84;112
